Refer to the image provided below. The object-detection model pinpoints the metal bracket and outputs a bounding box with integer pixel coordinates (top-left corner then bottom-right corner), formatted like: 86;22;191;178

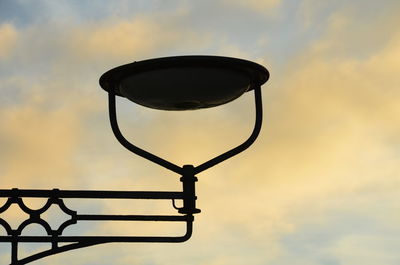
108;85;263;175
0;169;199;265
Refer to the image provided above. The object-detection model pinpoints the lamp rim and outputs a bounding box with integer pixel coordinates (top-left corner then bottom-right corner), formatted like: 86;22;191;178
99;55;269;97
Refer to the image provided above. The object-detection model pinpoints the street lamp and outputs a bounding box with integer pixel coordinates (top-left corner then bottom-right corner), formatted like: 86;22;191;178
101;55;269;174
0;55;269;264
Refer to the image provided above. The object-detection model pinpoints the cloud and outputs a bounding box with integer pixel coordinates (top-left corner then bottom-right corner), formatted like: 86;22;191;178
0;23;18;59
328;235;400;265
63;13;212;65
223;0;282;15
66;18;178;61
1;1;400;264
0;97;83;188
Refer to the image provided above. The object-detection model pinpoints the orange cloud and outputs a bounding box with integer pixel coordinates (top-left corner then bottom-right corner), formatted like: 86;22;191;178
223;0;282;15
1;2;400;264
65;15;212;64
0;23;18;59
0;98;83;188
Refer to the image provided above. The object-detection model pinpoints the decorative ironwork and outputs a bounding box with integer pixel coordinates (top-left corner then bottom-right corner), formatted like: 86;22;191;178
0;168;198;265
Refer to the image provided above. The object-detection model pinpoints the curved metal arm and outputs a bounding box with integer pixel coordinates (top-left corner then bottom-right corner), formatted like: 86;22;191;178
109;85;263;176
193;86;263;174
13;220;193;265
108;92;183;174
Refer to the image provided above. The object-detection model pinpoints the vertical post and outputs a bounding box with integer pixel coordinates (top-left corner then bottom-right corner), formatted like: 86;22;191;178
11;239;18;264
179;165;201;214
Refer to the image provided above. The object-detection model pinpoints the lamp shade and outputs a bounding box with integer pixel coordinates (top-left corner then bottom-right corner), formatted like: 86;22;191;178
100;56;269;110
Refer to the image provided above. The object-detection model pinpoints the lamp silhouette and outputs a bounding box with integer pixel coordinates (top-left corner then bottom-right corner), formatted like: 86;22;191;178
0;55;269;265
100;55;269;175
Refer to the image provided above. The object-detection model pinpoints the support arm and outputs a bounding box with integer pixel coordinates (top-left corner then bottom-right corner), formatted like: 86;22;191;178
193;86;263;174
108;85;263;176
108;92;183;174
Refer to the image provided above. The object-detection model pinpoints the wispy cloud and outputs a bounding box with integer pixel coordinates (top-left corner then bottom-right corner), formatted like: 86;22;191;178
0;97;83;188
0;0;399;264
0;23;18;59
222;0;282;15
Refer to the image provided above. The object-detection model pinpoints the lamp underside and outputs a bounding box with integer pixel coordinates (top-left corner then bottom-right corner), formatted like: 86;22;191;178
100;56;269;110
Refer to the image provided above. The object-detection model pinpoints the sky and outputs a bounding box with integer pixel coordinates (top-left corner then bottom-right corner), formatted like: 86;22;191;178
0;0;399;264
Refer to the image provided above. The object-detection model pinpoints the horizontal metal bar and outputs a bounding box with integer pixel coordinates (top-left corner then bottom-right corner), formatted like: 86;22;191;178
0;189;183;200
76;214;189;222
0;235;190;243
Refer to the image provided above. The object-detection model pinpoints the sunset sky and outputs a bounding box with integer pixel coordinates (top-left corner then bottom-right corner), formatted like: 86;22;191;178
0;0;399;264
